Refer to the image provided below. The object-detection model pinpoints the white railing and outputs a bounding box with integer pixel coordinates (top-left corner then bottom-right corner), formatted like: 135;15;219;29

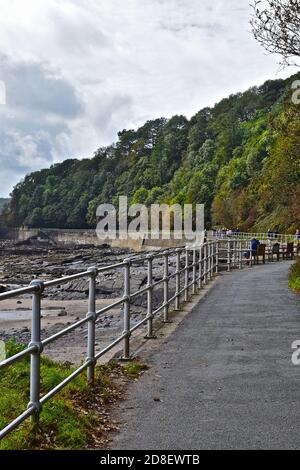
209;231;298;244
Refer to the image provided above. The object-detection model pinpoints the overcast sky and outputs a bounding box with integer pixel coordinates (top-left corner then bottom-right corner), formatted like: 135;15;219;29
0;0;298;197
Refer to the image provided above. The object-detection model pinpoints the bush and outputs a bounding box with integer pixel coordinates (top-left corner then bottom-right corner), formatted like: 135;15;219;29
289;260;300;293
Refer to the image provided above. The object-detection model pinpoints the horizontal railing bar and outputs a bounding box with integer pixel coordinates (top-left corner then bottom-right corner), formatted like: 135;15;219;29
43;298;127;347
0;285;37;301
150;269;186;289
152;303;166;317
130;316;148;334
0;407;35;440
0;345;37;370
40;360;92;405
95;297;125;317
167;271;179;281
167;292;179;304
129;248;185;265
43;270;92;287
97;261;128;271
0;247;209;302
128;255;152;266
42;316;90;346
0;265;130;300
95;333;127;360
151;249;181;260
178;286;189;296
130;285;150;299
44;262;127;288
151;278;165;289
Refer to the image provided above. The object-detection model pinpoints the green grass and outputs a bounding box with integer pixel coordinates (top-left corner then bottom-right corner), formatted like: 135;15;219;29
289;260;300;293
0;339;130;450
122;361;148;378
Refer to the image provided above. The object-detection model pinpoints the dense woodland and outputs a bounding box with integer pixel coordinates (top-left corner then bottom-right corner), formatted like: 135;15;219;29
2;73;300;232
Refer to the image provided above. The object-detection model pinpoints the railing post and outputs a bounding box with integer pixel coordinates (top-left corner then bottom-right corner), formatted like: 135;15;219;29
227;240;231;272
175;249;181;311
87;267;98;384
239;241;242;269
198;245;203;289
209;243;212;280
206;244;210;281
163;252;170;322
215;241;219;274
28;280;44;429
204;244;207;284
122;259;131;360
192;249;197;294
145;255;156;338
184;248;189;301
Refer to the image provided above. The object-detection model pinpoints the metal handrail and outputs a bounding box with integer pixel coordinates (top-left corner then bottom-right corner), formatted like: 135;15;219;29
210;230;298;244
0;237;289;440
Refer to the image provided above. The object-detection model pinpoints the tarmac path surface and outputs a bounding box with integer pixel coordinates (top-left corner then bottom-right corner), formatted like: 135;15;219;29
112;261;300;450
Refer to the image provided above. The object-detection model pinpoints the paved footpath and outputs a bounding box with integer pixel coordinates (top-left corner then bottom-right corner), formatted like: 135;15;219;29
112;261;300;450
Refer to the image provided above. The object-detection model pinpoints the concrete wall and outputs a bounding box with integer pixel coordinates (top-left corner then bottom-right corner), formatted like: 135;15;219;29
0;228;20;240
0;227;99;245
0;227;194;250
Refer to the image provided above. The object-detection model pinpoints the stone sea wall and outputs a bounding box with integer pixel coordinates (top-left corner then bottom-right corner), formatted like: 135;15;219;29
0;227;187;250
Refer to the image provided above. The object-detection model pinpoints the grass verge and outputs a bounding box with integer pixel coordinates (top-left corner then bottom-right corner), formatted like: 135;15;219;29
289;260;300;293
0;339;148;450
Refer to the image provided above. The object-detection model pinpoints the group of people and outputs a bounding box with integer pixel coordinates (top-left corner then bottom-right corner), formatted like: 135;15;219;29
268;229;300;240
213;228;240;238
244;233;300;261
214;228;300;241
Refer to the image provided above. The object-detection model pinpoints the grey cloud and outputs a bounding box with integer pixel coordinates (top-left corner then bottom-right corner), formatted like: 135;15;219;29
158;21;225;34
49;10;110;53
0;54;83;117
0;55;84;195
0;129;53;196
156;0;227;35
93;94;134;134
0;0;297;197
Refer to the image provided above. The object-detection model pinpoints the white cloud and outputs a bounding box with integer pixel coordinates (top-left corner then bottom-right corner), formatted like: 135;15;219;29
0;0;298;196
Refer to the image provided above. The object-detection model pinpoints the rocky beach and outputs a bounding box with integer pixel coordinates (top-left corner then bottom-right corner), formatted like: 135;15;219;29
0;239;178;363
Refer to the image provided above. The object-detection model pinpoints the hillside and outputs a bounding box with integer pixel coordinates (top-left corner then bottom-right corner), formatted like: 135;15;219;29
4;73;300;232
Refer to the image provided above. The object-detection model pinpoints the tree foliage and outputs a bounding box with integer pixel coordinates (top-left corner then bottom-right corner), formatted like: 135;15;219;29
251;0;300;66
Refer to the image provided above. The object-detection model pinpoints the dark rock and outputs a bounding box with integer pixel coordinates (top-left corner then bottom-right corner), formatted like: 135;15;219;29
58;309;67;317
